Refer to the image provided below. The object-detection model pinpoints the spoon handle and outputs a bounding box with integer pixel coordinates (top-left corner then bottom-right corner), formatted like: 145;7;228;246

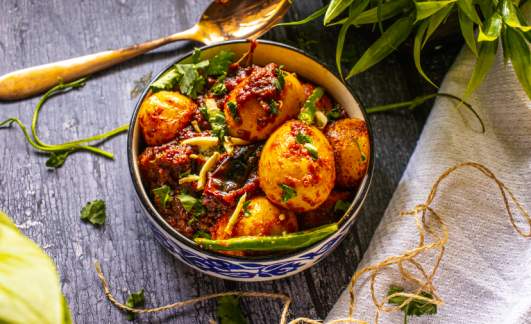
0;26;199;101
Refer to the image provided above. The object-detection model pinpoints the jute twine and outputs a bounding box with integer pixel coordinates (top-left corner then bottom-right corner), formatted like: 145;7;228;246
95;162;531;323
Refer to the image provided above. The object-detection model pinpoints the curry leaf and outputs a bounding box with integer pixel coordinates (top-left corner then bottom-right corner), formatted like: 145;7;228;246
0;211;72;323
325;0;355;25
80;199;106;225
465;40;498;97
276;6;327;27
458;8;479;57
456;0;482;24
414;0;456;22
503;27;531;99
336;0;370;77
478;12;503;42
347;16;414;79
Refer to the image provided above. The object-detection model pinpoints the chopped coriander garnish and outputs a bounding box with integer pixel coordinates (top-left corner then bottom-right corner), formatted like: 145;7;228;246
298;87;324;125
177;193;198;212
296;132;312;144
125;289;145;321
334;200;350;213
355;139;367;162
80;199;106;226
207;50;236;76
203;99;227;140
274;65;285;92
268;99;279;115
279;184;297;203
242;200;252;217
191;47;202;64
303;143;319;160
193;230;212;240
211;73;228;96
153;185;172;209
387;286;437;324
227;101;240;122
326;105;343;120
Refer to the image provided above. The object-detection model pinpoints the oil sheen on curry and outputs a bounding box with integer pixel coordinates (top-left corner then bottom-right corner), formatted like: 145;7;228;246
137;46;370;256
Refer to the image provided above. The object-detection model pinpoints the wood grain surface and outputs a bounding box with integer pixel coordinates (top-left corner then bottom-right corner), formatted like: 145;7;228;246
0;0;462;322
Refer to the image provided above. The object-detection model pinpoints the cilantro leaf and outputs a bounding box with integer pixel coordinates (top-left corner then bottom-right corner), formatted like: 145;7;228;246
217;296;248;324
326;105;343;120
191;47;201;64
268;99;279;115
334;200;351;213
274;65;285;92
211;73;228;96
80;199;106;226
296;131;312;144
298;87;324;125
125;289;145;321
279;184;297;203
149;68;181;93
153;185;172;209
193;230;211;240
203;99;227;140
387;286;437;323
227;101;240;122
177;193;198;212
46;151;70;169
175;63;207;98
207;50;236;76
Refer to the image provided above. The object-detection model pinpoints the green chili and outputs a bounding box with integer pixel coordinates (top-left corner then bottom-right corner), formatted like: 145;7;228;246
298;87;324;125
194;223;338;252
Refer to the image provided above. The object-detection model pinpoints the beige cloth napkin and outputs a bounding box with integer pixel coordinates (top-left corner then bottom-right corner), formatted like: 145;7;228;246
325;44;531;323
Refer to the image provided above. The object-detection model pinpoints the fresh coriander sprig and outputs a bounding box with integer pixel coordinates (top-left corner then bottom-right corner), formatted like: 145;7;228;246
0;78;128;168
387;286;437;324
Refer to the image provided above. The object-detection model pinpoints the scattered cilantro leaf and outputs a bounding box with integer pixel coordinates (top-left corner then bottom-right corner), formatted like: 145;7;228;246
80;199;106;226
296;132;312;144
227;101;240;122
153;185;172;209
217;296;248;324
298;87;324;125
193;230;211;240
175;63;207;98
149;68;181;93
242;200;252;217
355;139;367;162
203;100;227;140
303;143;319;160
177;193;198;212
211;73;228;96
207;50;236;76
125;289;145;321
268;99;279;115
326;105;343;120
334;200;350;213
191;47;202;64
274;65;285;92
279;184;297;203
46;151;70;169
387;286;437;324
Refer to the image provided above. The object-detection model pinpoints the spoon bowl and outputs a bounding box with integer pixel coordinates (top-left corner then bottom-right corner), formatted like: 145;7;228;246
0;0;291;101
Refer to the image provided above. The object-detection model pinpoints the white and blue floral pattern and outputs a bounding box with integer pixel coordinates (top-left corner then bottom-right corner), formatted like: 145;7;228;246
146;212;353;281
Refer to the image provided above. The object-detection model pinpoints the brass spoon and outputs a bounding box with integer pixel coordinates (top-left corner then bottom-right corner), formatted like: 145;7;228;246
0;0;291;101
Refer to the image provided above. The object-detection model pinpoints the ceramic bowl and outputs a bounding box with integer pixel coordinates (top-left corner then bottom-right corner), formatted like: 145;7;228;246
128;39;374;282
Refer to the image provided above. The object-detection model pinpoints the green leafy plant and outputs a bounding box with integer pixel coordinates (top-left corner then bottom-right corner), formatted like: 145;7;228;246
125;289;145;320
280;0;531;98
387;286;437;324
80;199;107;226
0;211;72;323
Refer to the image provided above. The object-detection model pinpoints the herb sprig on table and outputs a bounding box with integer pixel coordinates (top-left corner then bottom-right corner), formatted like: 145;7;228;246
279;0;531;99
387;286;438;324
0;78;128;169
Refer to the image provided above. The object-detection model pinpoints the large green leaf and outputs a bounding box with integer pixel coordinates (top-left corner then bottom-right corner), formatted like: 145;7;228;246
330;0;411;25
413;5;453;87
503;27;531;99
456;0;482;24
325;0;356;25
459;8;479;56
347;16;415;78
415;0;456;21
499;0;531;31
478;12;503;41
465;40;498;97
336;0;371;78
275;6;327;27
0;211;71;324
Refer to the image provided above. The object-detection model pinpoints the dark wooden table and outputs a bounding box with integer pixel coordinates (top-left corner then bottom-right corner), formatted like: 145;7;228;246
0;1;462;322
